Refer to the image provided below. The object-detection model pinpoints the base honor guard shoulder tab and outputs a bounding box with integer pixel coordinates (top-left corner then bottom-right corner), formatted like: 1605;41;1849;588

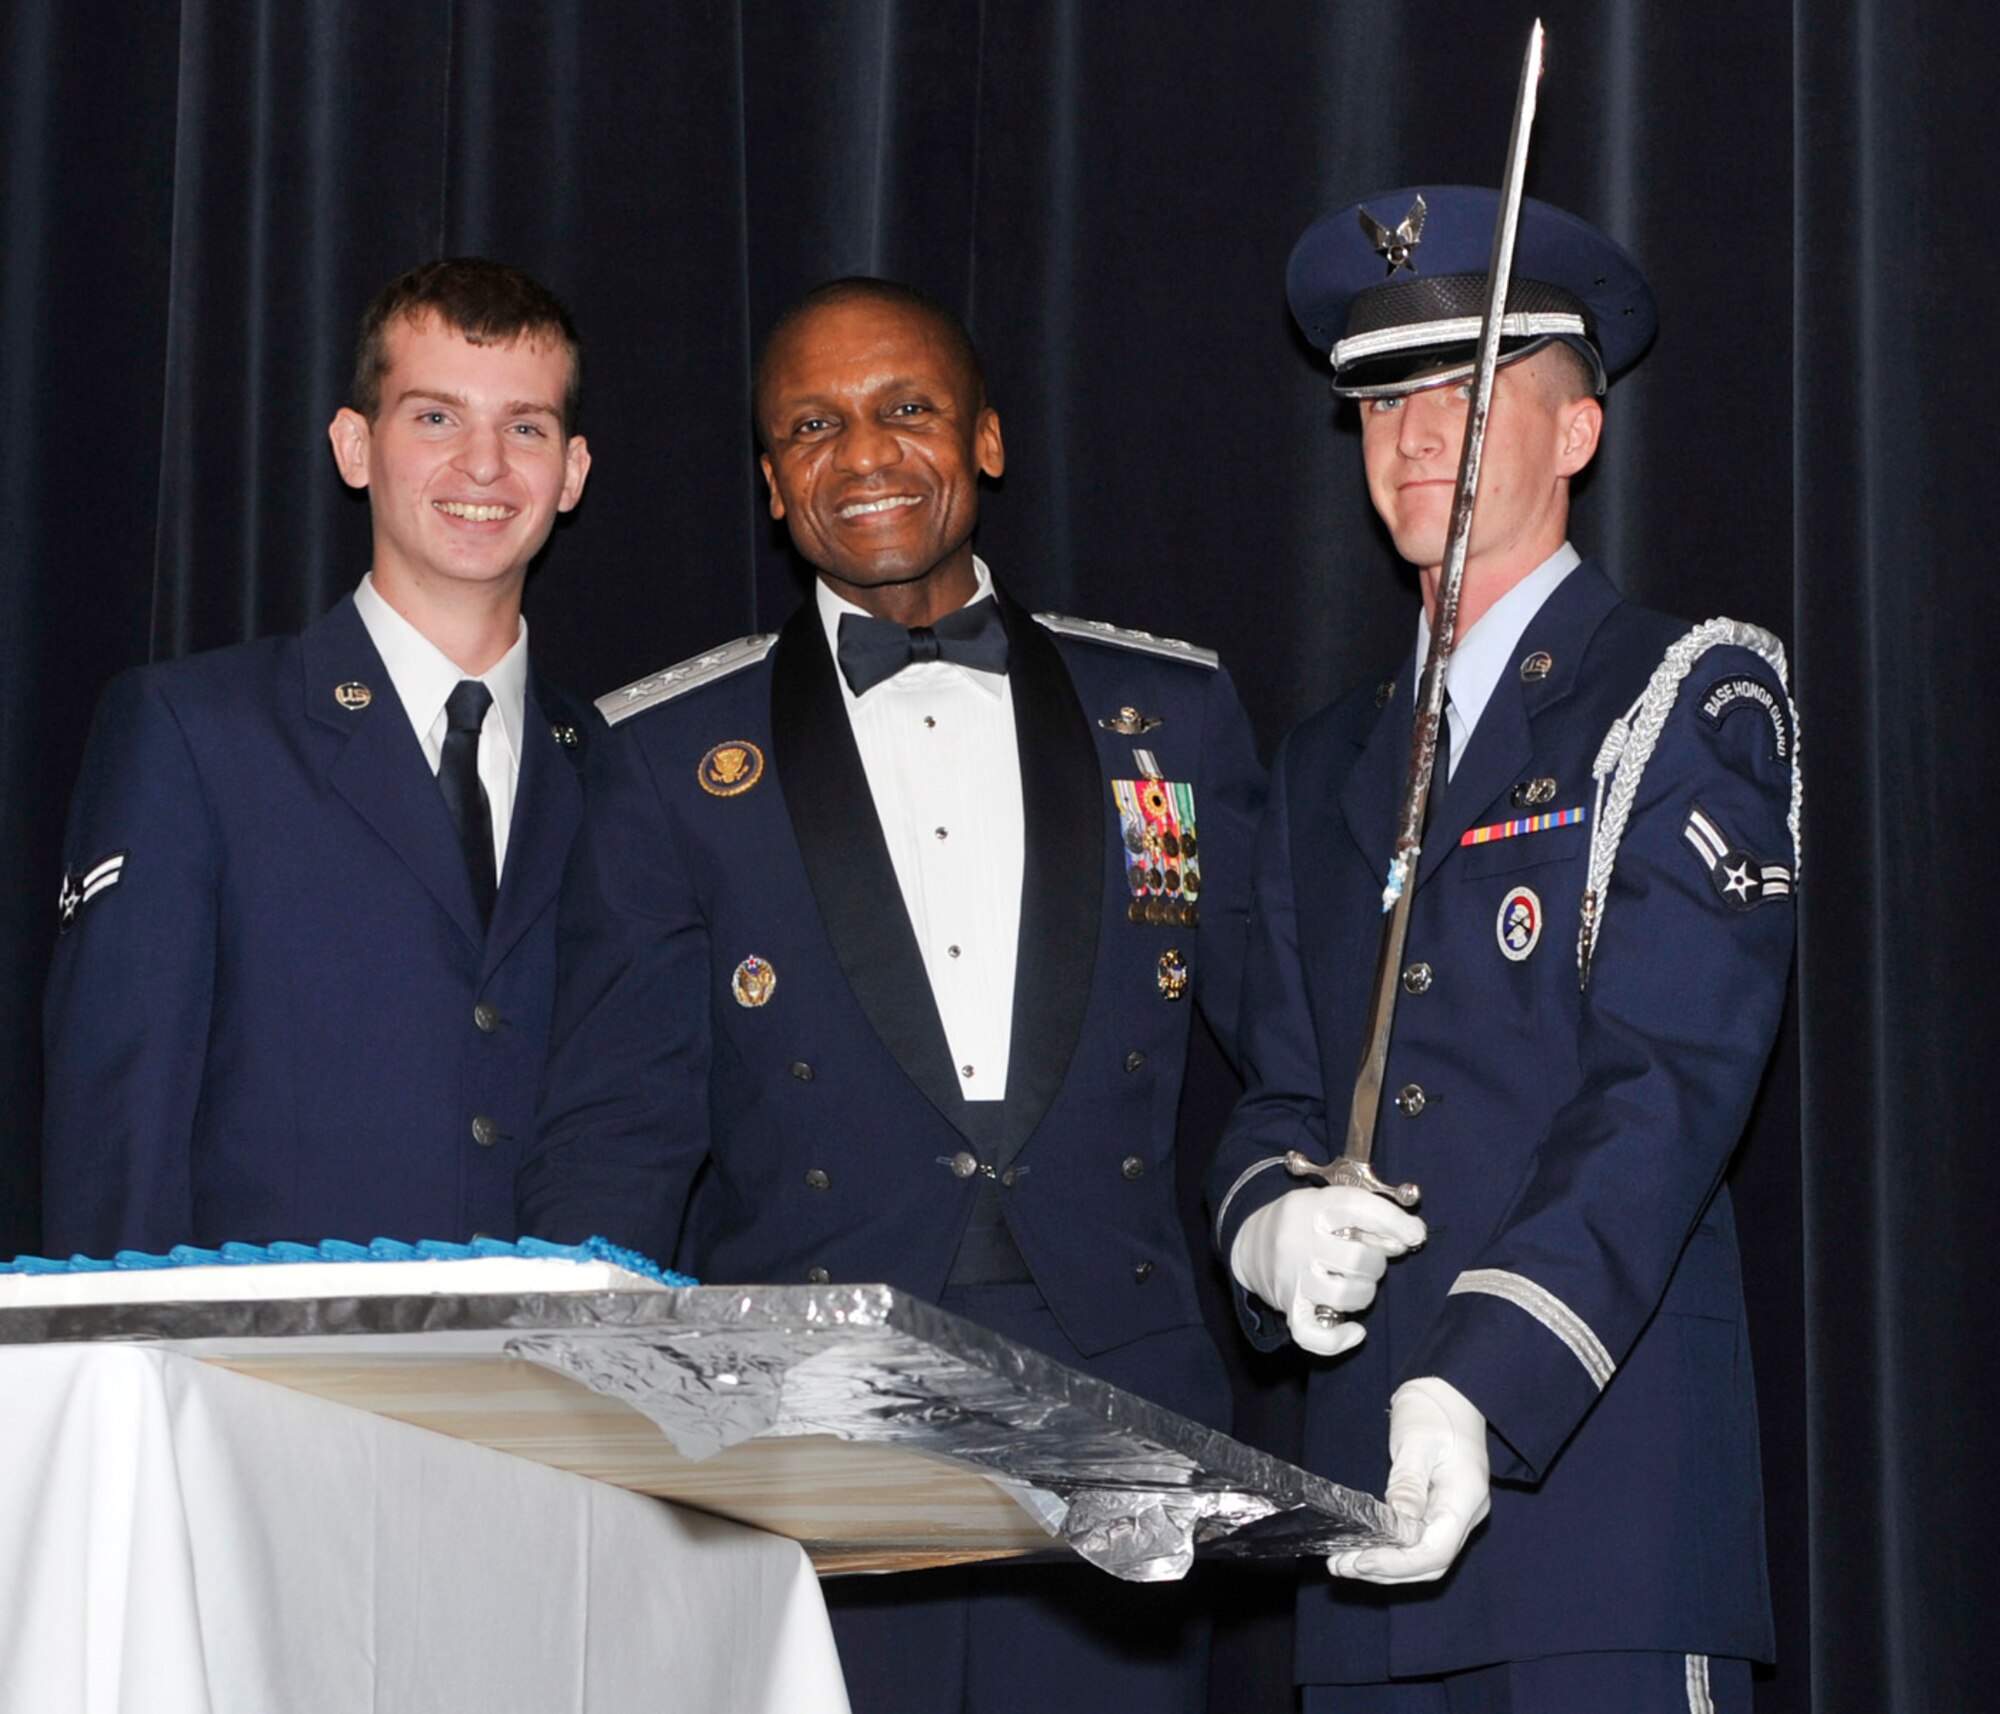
597;634;778;726
1033;613;1219;670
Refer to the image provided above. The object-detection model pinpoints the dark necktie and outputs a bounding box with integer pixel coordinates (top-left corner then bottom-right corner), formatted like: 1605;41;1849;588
439;679;497;929
1422;691;1453;835
835;599;1010;697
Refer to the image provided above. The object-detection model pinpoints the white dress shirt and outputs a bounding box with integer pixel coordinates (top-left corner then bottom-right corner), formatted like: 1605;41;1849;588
816;558;1023;1101
1415;541;1580;776
353;573;528;876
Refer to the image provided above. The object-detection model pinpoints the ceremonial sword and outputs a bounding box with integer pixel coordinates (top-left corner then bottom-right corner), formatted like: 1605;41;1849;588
1287;19;1547;1220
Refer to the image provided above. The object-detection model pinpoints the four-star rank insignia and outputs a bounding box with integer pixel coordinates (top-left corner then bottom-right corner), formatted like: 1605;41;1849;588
1683;804;1793;910
1358;194;1427;276
699;740;765;797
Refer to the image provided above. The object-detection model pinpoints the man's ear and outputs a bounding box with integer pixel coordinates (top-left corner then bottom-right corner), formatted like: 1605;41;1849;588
1555;396;1603;478
976;407;1005;480
328;408;372;491
557;435;592;513
759;452;786;520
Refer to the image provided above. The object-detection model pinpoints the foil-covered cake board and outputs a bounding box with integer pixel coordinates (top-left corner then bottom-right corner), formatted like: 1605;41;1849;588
0;1283;1414;1578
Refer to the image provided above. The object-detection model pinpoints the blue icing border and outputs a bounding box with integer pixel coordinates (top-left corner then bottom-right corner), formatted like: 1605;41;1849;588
1;1235;696;1287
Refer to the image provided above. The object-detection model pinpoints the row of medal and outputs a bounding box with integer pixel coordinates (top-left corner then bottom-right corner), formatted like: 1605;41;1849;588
1113;778;1202;929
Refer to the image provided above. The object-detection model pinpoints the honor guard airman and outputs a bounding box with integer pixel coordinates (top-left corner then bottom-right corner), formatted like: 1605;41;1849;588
1208;186;1799;1714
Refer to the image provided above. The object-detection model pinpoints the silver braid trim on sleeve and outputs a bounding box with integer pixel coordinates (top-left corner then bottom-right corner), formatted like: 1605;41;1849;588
1450;1268;1616;1390
1577;618;1803;988
1684;1655;1715;1714
1213;1157;1294;1248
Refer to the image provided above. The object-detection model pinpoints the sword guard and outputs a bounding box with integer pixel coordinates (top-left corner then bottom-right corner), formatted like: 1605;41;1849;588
1284;1151;1422;1209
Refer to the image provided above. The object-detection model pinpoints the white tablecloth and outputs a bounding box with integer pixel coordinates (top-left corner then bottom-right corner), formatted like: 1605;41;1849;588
0;1345;850;1713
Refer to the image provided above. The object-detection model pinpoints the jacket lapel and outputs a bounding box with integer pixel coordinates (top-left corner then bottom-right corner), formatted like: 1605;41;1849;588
769;603;971;1133
1340;659;1416;881
992;591;1102;1162
1419;560;1623;883
302;596;486;948
481;678;585;977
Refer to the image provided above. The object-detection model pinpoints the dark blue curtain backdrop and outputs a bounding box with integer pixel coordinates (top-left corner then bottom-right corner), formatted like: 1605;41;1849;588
2;3;1992;1709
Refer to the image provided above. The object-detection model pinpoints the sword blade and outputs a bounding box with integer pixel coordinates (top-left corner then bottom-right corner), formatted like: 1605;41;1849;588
1291;19;1547;1207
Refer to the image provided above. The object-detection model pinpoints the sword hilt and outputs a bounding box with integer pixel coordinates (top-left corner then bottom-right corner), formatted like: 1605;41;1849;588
1284;1150;1422;1209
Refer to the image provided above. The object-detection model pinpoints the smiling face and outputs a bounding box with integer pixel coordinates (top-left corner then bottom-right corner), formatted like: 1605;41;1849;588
757;295;1004;623
1361;348;1601;623
327;313;591;610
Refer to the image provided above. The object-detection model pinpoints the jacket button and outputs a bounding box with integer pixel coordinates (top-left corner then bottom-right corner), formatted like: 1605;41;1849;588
1000;1166;1022;1188
806;1267;830;1285
1401;962;1433;995
1133;1260;1154;1284
470;1115;499;1147
1121;1156;1145;1180
789;1061;815;1082
804;1168;830;1191
949;1150;979;1179
473;1002;502;1033
1123;1050;1147;1072
1393;1083;1427;1117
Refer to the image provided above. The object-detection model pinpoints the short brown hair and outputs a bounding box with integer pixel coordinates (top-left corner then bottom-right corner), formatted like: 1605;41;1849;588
351;258;582;433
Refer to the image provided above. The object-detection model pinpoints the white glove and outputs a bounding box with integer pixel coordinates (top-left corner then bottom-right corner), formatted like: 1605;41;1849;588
1229;1186;1426;1356
1328;1376;1491;1584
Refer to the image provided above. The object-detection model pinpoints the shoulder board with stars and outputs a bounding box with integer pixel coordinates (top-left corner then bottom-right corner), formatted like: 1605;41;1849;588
596;634;778;727
1033;613;1218;669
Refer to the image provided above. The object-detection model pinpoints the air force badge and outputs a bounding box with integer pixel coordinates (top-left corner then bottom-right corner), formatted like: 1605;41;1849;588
1496;885;1542;961
1359;195;1427;276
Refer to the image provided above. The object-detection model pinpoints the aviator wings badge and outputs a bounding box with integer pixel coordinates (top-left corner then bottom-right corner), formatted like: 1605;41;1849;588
1359;194;1427;276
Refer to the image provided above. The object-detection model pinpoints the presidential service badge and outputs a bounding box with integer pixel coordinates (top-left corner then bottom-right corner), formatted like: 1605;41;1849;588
699;740;765;798
731;955;777;1007
1496;885;1542;961
1157;947;1190;1001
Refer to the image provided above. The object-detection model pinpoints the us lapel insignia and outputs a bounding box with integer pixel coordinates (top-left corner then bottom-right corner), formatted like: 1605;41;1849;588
1375;680;1396;708
1114;778;1202;928
1496;886;1543;961
550;723;581;749
1518;651;1553;683
1157;947;1190;1001
1510;776;1559;809
1098;705;1162;735
731;955;777;1007
699;740;765;797
334;681;372;711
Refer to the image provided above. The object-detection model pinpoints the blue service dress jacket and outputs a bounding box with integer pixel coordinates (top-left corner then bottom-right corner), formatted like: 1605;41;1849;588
519;586;1264;1406
1206;561;1797;1683
42;594;591;1257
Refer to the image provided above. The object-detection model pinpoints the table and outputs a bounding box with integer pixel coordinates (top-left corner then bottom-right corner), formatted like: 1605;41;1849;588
0;1345;850;1713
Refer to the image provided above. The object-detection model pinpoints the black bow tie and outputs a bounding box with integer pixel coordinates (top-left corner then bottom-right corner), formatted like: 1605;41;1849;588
835;600;1011;696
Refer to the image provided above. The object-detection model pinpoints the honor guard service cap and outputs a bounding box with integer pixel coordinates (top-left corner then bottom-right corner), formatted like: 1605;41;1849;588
1287;185;1657;399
